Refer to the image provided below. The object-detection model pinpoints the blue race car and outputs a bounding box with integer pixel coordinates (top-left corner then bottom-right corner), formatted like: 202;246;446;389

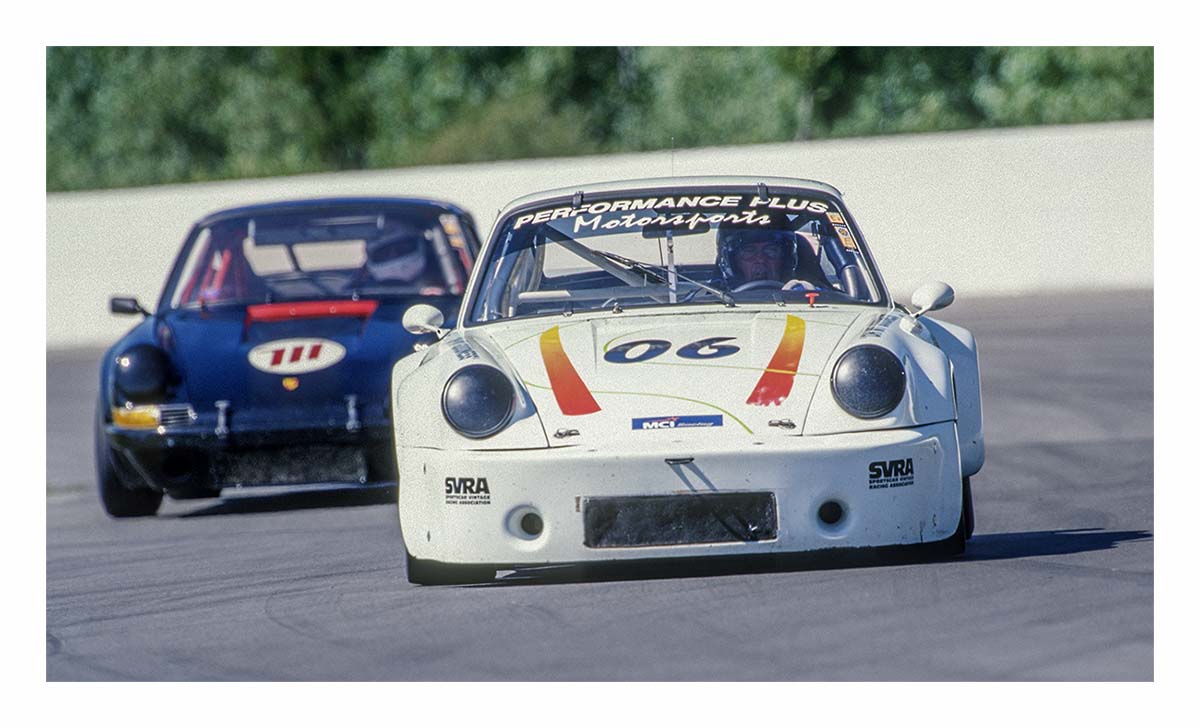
96;197;480;517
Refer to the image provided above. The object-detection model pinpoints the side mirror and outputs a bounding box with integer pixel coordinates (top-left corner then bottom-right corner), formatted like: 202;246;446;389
110;296;150;317
910;281;954;318
402;304;448;337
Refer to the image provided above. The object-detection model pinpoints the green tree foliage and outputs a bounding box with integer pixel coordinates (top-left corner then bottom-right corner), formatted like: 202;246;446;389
972;47;1154;125
615;47;804;149
46;46;1153;192
49;47;233;190
816;47;990;137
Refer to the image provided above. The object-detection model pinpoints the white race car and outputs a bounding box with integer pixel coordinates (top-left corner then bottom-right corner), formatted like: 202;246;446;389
392;177;983;584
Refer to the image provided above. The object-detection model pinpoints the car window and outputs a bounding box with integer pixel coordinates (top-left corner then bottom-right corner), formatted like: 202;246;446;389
167;207;475;308
469;188;883;324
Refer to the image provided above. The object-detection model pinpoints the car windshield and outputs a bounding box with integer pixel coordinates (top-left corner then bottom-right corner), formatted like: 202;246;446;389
468;187;883;324
166;206;475;309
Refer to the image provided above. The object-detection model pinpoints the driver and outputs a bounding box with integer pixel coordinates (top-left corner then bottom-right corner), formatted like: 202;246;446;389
364;228;430;280
716;227;813;289
359;227;448;294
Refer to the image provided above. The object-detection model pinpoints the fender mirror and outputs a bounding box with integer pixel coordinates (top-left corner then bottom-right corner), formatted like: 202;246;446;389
910;281;954;318
402;304;448;337
110;296;150;316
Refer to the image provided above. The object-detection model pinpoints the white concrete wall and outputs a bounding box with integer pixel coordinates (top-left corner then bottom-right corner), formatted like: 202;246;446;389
47;120;1151;349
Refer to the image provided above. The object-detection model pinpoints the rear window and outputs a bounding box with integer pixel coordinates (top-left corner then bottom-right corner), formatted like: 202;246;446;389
167;207;476;308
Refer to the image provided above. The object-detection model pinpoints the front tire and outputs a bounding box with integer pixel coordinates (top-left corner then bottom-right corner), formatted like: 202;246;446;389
405;551;497;586
95;422;162;518
962;476;975;541
938;476;974;556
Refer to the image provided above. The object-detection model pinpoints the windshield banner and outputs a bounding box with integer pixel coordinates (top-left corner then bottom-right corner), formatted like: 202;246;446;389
512;195;832;234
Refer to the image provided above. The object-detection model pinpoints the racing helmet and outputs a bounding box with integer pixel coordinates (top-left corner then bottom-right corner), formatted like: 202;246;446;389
365;228;428;281
715;226;800;283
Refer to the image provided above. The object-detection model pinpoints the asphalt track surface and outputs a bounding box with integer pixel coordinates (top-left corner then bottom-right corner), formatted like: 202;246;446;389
46;292;1153;680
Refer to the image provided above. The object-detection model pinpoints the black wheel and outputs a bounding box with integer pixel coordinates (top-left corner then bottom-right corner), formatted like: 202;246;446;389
962;476;975;541
405;551;496;586
935;476;975;556
367;446;398;483
942;517;967;556
95;423;162;518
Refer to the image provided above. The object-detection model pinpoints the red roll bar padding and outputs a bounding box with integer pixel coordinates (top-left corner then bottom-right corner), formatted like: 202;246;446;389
245;299;379;324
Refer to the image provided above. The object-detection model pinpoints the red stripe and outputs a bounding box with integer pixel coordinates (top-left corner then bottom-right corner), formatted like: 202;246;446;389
270;348;284;367
308;344;322;360
208;249;232;293
245;299;378;324
289;346;303;363
179;238;213;304
746;315;807;406
197;258;216;296
539;326;601;416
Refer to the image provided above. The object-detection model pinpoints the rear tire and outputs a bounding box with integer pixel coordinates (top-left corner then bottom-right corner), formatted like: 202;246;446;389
95;425;162;518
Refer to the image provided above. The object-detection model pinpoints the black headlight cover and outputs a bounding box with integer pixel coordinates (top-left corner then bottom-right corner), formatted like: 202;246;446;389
441;365;515;438
830;345;906;419
114;344;171;403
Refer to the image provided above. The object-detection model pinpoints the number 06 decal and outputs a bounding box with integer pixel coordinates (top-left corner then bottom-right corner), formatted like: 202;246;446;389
603;339;672;364
604;336;741;364
677;337;740;360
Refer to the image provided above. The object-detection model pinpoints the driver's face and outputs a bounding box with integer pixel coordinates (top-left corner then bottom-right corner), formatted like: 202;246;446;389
732;241;786;281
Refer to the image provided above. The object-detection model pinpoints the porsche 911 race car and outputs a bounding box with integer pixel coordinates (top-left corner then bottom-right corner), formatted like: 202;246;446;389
97;197;480;517
391;177;983;584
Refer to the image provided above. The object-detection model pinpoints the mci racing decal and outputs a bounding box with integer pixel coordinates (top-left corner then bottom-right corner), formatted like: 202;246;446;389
633;414;724;430
746;315;807;406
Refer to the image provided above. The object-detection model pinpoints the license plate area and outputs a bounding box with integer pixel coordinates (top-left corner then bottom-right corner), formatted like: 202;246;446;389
214;445;366;486
583;492;778;548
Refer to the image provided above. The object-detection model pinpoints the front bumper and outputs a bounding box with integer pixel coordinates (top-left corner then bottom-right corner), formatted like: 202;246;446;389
397;421;964;567
105;421;395;489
